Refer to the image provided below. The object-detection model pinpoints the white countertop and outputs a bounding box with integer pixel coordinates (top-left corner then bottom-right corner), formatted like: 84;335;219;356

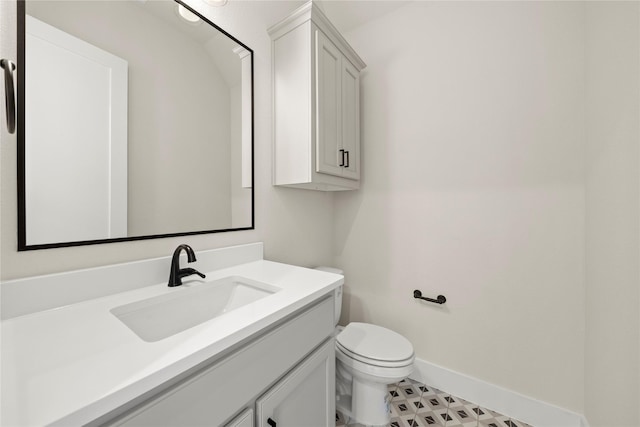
1;260;342;427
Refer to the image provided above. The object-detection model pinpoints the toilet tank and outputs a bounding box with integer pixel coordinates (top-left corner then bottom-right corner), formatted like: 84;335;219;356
314;266;343;325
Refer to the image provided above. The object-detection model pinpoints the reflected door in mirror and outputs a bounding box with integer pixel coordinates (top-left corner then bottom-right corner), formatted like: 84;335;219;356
25;15;127;245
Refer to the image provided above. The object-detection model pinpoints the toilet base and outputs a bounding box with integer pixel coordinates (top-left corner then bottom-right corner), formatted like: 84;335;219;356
350;376;392;426
336;370;392;426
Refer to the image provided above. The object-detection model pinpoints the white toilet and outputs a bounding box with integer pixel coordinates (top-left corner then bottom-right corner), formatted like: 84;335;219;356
316;267;415;426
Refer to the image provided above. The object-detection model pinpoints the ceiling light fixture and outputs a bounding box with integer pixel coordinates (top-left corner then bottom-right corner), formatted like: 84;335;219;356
177;4;201;23
203;0;228;6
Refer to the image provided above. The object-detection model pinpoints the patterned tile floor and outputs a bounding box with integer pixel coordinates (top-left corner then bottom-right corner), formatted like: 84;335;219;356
336;378;533;427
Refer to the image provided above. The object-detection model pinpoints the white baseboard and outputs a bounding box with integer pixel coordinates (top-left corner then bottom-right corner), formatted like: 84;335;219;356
409;358;589;427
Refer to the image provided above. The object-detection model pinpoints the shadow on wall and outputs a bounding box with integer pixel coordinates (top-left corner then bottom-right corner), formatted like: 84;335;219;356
333;66;395;326
339;291;366;325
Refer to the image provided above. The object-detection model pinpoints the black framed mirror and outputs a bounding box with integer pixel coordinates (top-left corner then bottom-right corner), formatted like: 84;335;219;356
17;0;254;250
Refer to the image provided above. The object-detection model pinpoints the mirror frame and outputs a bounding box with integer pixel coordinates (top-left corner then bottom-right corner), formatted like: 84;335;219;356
16;0;255;251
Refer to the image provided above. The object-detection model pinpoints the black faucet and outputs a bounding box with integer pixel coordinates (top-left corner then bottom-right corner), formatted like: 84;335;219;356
168;244;206;287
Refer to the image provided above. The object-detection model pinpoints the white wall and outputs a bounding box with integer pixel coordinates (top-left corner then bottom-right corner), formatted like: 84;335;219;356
0;0;336;280
335;1;587;413
585;2;640;426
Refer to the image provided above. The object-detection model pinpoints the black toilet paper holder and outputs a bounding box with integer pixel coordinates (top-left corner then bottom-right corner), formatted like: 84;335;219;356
413;290;446;305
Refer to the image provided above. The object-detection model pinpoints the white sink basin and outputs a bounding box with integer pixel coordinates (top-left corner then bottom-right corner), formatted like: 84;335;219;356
111;276;280;342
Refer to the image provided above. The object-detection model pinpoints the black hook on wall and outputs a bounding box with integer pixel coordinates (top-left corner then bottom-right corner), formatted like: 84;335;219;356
413;290;446;305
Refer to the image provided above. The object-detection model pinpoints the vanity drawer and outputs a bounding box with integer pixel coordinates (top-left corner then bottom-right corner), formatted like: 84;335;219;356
104;295;334;427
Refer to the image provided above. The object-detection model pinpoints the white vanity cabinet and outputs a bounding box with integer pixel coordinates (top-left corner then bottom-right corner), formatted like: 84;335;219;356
269;1;366;191
101;297;335;427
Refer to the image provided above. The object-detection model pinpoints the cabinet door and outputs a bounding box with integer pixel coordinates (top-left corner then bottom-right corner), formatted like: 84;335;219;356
315;30;343;178
341;59;360;181
226;409;254;427
256;339;335;427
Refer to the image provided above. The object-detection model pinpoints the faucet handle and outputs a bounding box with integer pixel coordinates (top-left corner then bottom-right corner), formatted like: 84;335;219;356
180;268;206;280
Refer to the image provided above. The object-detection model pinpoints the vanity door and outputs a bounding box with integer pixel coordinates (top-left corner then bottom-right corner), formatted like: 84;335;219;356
226;408;254;427
256;339;335;427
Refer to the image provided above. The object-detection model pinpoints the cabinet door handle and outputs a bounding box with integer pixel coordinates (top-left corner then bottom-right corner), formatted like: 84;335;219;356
267;418;277;427
344;150;350;168
339;149;345;167
0;59;16;134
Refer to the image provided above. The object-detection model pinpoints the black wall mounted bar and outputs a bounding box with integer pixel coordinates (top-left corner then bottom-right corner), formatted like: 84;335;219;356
413;290;446;305
1;59;16;134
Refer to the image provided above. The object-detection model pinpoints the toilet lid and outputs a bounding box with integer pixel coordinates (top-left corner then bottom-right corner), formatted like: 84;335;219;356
336;322;414;363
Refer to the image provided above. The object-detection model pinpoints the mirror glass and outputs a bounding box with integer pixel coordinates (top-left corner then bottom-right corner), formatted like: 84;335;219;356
18;0;254;250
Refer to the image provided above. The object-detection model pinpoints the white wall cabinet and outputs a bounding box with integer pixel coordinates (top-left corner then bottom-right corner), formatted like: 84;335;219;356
99;297;334;427
269;1;366;191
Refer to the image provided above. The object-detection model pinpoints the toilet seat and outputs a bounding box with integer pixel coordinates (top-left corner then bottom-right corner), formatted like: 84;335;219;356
335;344;414;382
336;322;415;367
336;341;414;368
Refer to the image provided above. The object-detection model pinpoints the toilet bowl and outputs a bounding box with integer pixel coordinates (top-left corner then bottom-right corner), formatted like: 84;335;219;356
315;267;415;427
336;322;415;425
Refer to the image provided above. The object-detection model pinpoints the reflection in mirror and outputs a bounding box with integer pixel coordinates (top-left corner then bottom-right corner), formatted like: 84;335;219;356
18;0;253;250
